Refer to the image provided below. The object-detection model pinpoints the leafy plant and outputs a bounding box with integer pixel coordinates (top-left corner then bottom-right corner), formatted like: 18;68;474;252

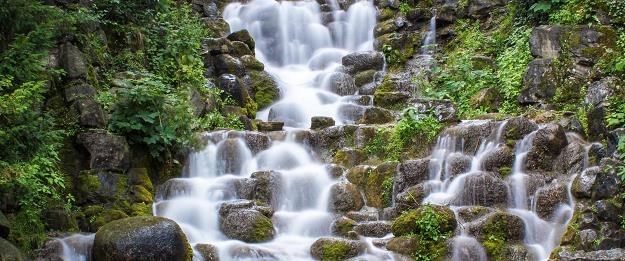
399;2;411;13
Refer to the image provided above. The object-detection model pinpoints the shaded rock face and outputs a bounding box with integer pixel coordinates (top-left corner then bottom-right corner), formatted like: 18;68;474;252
470;211;525;242
394;183;429;212
394;158;430;197
468;0;504;19
219;201;275;243
441;121;499;154
519;58;557;105
325;72;357;96
534;181;569;220
502;116;539;142
525;124;568;172
585;77;621;141
0;238;24;261
92;216;191;261
353;221;391;237
341;51;384;74
76;130;130;171
556;248;625;261
61;42;87;80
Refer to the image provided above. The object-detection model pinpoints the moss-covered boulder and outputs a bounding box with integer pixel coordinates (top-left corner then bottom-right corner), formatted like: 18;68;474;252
246;70;279;110
346;165;372;189
195;244;219;261
332;148;366;168
331;217;357;238
92;216;191;261
309;237;366;260
391;205;456;237
386;236;419;256
470;211;525;258
220;209;275;243
365;162;397;208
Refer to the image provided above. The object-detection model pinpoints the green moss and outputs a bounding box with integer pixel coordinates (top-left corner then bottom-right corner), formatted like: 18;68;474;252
130;203;152;216
129;185;153;203
498;167;512;177
320;241;351;261
365;162;397;208
248;71;279;110
249;215;274;243
333;218;357;237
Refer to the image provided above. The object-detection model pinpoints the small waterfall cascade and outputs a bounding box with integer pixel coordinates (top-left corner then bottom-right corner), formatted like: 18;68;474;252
224;0;377;128
55;234;95;261
421;11;437;56
417;121;597;261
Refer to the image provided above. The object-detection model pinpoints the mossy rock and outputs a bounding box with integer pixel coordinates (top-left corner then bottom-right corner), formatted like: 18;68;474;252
130;203;153;217
331;217;357;238
386;236;419;255
248;70;279;110
220;209;275;243
365;162;397;208
129;185;153;204
346;165;372;189
91;209;129;232
310;237;365;260
373;91;410;109
332;148;367;168
391;205;456;237
93;216;192;261
128;168;153;192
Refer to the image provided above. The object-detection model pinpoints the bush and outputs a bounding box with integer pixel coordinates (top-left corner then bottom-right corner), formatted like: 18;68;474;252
109;75;197;159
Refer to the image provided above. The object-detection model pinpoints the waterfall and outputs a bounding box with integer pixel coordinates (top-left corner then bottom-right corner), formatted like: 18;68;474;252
224;0;376;128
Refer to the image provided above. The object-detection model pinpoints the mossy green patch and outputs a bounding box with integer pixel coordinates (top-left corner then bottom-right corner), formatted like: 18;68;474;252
249;215;275;243
320;241;351;261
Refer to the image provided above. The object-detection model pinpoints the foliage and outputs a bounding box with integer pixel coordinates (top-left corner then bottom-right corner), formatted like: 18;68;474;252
381;177;394;207
412;204;452;261
607;96;625;129
495;27;532;113
382;44;402;67
399;3;411;14
108;75;197;159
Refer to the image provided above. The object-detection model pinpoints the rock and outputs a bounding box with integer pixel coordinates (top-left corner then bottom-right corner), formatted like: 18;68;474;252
530;26;564;59
329;182;364;213
572;167;600;198
442;120;498;154
60;42;87;80
411;98;458;123
519;58;557;105
353;221;391;237
203;37;233;55
0;238;25;261
554;141;586;176
240;55;264;71
227;30;255;51
354;126;376;148
92;216;191;261
346;165;372;188
333;148;366;168
446;152;472;177
456;171;508;207
0;211;9;239
470;88;501;112
42;206;77;231
310;125;358;158
237;131;271;154
325;72;357;96
73;98;107;128
76;130;130;171
230;41;253;57
267;102;306;127
394;184;429;212
310;237;366;260
311;116;335;130
525;124;568;172
325;164;345;179
228;245;277;260
373;91;410;109
394;158;429;196
331;217;357;237
557;247;625;261
220;209;275;243
359;107;394;124
591;160;621;200
534;181;569;220
468;0;504;19
195;244;219;261
500;244;536;261
337;103;366;123
216;74;249;106
502;116;539;142
214;54;245;76
456;206;493;223
257;121;284;132
595;200;620;223
480;146;514;174
354;70;376;87
470;211;525;242
341;51;384;74
216;138;251;175
366;162;398;208
64;83;96;102
391;205;456;237
386;236;419;256
246;70;279;110
218;200;273;220
585;77;620;141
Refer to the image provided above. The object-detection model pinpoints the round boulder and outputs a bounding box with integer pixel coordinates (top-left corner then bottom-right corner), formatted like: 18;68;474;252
310;237;366;260
92;216;191;261
329;182;364;213
220;209;275;243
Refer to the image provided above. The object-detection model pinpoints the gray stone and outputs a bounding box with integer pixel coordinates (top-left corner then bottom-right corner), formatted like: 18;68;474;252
394;158;429;195
353;221;391;238
342;51;384;74
330;182;364;213
519;58;557;105
326;72;357;96
73;98;106;128
309;237;366;260
456;171;508;207
311;116;335;130
534;181;569;220
76;130;130;171
220;209;275;243
61;42;87;80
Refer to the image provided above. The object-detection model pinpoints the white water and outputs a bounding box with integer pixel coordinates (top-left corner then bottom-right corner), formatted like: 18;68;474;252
155;0;380;260
419;121;594;261
224;0;376;128
55;234;95;261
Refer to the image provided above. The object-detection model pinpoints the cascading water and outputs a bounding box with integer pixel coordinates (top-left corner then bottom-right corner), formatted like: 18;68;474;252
418;121;594;261
154;0;378;260
224;0;376;128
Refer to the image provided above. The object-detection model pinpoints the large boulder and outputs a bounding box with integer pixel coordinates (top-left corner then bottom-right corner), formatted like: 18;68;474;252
245;70;279;110
394;158;430;195
501;116;538;142
468;0;504;19
554;141;586;176
518;58;557;105
455;171;508;207
365;162;398;208
217;74;250;107
72;98;107;128
386;236;419;256
441;120;498;154
534;181;569;220
341;51;384;74
525;124;568;172
480;146;514;174
395;184;430;212
220;209;275;243
572;166;600;198
60;42;87;80
227;30;255;51
359;107;394;124
214;54;245;76
76;130;130;171
310;237;366;260
325;72;357;96
92;216;192;261
470;211;525;243
585;77;621;141
329;182;364;213
353;221;391;238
